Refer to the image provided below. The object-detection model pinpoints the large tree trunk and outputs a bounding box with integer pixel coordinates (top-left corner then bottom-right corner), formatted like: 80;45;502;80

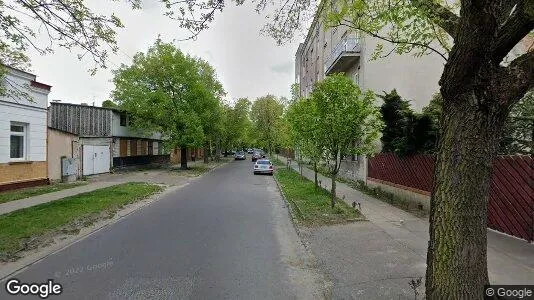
425;94;508;299
203;141;209;164
180;147;188;170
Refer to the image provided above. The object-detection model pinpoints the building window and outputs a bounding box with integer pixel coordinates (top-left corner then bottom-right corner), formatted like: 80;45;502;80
10;122;27;160
120;113;127;126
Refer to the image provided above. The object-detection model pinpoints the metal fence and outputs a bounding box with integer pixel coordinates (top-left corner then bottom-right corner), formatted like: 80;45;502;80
368;153;534;241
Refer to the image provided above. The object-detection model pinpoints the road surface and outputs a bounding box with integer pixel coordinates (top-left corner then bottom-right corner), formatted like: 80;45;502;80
1;159;323;299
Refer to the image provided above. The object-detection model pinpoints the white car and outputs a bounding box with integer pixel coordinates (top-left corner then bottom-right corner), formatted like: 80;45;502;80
253;159;274;175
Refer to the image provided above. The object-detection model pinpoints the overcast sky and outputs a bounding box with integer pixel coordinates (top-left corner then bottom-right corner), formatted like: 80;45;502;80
26;1;302;106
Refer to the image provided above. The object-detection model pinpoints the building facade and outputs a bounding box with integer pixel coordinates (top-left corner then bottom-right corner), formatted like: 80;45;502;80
295;7;444;111
295;7;446;181
48;102;167;177
0;66;51;190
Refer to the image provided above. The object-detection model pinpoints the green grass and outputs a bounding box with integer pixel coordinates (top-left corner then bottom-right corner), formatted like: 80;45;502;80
275;168;363;226
0;182;162;261
0;182;88;204
310;163;427;218
270;156;286;167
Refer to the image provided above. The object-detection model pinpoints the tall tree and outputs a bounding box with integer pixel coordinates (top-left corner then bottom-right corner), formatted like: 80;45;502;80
193;58;225;163
112;40;223;169
250;95;285;154
300;1;533;297
311;74;383;208
287;97;323;187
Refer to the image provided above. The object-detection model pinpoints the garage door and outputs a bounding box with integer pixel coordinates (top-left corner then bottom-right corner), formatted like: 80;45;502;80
82;145;110;175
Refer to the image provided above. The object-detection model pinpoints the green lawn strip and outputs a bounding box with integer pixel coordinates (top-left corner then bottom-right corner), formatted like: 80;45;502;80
0;182;162;261
275;168;363;226
306;162;427;218
0;182;88;204
270;156;285;167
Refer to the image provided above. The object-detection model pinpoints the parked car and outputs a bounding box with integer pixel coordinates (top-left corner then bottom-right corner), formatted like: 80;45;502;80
234;151;246;160
247;148;253;154
253;159;274;175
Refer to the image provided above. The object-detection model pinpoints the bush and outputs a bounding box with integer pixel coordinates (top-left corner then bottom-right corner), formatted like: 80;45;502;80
379;90;439;156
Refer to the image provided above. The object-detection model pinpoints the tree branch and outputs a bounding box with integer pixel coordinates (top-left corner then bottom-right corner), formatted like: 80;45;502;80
496;50;534;106
410;0;459;39
492;1;534;62
339;21;448;61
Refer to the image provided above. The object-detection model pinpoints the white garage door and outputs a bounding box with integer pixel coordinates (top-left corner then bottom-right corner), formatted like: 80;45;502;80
82;145;111;175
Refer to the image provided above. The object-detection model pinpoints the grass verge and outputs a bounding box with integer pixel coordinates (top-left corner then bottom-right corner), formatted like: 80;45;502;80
0;182;88;204
275;168;363;226
270;156;285;167
310;163;427;218
0;182;162;262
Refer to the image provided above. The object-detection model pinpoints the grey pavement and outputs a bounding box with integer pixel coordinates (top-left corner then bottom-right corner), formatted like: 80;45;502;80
0;162;210;216
277;155;534;299
0;182;121;215
0;158;325;299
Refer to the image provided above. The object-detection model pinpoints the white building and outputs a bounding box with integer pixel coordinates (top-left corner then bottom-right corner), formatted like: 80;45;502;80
294;6;446;181
0;66;51;190
48;102;166;178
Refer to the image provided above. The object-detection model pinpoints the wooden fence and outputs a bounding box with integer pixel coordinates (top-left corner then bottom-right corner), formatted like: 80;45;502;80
368;153;534;241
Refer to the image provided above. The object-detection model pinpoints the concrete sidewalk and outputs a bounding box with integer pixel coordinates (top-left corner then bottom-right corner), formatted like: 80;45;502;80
0;182;122;215
276;155;533;296
0;161;224;216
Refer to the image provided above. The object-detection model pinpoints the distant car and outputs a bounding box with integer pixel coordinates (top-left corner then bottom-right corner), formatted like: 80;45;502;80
253;159;274;175
247;149;253;154
251;152;262;162
234;151;246;160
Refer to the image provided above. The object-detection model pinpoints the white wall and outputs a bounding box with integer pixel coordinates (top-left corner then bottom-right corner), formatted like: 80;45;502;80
111;112;162;140
0;70;49;164
360;36;445;112
0;68;48;110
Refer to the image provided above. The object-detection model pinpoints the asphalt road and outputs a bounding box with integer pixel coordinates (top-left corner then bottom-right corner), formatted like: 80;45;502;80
1;158;323;299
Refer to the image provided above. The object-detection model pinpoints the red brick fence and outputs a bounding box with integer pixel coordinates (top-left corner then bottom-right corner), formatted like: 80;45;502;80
368;153;534;242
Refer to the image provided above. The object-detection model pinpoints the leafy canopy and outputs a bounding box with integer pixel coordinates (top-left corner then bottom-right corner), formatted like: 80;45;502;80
310;73;383;171
250;95;285;153
112;40;223;149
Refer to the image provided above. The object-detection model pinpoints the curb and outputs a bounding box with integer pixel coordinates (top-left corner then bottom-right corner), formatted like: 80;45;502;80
0;183;188;281
272;172;308;247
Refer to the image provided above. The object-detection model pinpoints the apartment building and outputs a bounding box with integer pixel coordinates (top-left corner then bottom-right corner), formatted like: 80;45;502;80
295;6;446;181
295;6;444;111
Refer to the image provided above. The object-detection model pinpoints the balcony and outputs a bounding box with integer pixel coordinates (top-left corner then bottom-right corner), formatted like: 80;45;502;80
324;38;361;75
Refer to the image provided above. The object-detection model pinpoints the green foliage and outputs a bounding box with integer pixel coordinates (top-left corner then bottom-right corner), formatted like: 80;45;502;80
386;90;534;156
275;168;362;226
379;90;413;154
286;97;322;167
221;98;253;151
112;40;224;157
499;91;534;155
102;100;118;108
311;74;383;173
380;90;439;156
250;95;285;154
